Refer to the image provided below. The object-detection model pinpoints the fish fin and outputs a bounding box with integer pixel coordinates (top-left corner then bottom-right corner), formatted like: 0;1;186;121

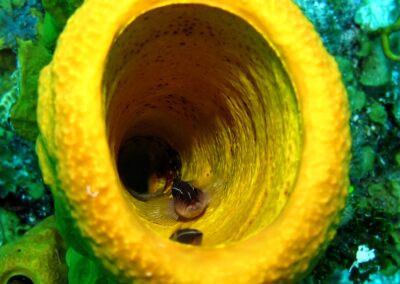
138;196;178;225
168;199;179;220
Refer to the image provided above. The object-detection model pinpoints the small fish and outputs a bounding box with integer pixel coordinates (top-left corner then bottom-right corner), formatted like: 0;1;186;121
133;179;210;225
171;180;209;220
117;136;182;200
128;189;165;201
169;228;203;245
127;173;169;201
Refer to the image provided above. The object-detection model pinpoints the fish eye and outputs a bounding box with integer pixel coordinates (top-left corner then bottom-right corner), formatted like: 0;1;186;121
190;186;197;196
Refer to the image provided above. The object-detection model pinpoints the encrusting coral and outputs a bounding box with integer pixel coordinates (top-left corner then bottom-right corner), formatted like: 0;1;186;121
36;0;351;283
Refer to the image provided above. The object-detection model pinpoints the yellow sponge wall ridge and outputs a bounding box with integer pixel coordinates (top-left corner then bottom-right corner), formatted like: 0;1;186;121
36;0;350;283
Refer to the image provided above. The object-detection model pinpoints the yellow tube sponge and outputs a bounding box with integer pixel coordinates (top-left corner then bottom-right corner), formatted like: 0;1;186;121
36;0;351;283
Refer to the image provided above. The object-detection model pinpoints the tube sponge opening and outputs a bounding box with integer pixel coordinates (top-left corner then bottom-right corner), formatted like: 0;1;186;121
104;4;302;246
36;0;350;282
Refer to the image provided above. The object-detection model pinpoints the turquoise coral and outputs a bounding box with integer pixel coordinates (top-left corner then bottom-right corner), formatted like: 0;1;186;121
0;0;40;51
0;71;17;127
355;0;399;32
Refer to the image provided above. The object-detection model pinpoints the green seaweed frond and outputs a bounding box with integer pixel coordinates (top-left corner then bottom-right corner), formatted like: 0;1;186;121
380;16;400;61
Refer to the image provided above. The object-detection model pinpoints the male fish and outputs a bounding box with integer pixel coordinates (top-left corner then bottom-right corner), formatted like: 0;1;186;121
171;180;209;220
133;179;210;223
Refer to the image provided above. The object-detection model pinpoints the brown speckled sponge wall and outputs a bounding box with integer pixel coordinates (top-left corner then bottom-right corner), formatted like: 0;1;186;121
104;5;301;244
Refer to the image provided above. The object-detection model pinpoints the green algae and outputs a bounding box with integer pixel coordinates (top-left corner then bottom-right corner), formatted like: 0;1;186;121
10;40;51;142
9;0;84;142
66;248;118;284
368;102;388;125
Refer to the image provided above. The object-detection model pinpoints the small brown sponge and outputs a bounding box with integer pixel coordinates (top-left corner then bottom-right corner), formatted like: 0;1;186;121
0;216;68;284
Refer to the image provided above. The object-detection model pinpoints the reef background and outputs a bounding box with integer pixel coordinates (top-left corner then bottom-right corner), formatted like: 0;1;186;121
0;0;399;283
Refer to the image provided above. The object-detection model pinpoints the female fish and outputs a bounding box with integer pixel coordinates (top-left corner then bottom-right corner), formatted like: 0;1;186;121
169;228;203;245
